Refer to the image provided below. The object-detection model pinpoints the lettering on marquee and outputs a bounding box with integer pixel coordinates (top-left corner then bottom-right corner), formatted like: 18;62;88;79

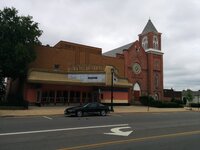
68;65;104;72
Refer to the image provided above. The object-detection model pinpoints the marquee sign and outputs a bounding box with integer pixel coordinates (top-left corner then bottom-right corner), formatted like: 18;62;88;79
68;65;104;72
68;73;105;83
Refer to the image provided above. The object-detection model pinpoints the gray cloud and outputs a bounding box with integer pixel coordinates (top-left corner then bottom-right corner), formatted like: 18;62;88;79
1;0;200;91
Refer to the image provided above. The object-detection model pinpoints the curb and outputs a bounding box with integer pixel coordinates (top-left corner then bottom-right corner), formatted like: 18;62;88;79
1;109;198;118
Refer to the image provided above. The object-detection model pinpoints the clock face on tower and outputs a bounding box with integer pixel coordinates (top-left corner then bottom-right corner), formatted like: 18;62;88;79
132;63;141;74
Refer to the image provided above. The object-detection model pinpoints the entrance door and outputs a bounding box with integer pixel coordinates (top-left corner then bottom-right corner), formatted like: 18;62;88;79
36;90;41;103
133;83;141;101
93;92;98;102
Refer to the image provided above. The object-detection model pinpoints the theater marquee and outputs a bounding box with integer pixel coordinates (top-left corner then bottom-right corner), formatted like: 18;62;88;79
67;74;105;83
68;65;104;72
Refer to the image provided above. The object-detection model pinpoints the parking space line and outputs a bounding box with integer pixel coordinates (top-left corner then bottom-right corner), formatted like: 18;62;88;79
110;114;122;117
43;116;53;120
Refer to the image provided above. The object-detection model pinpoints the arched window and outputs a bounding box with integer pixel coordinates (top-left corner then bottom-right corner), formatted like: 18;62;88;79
153;35;159;49
154;93;159;100
142;36;148;50
154;73;159;89
133;82;141;91
133;82;141;101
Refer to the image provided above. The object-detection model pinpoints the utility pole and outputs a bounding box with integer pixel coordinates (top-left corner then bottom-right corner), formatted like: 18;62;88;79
198;90;200;111
147;92;150;112
110;68;114;112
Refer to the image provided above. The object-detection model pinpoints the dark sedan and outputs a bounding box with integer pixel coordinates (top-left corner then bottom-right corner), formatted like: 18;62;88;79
64;102;110;117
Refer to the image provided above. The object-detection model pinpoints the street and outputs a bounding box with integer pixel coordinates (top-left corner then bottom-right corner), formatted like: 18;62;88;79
0;111;200;150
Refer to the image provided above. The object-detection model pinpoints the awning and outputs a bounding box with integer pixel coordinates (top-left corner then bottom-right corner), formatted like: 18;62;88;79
27;68;132;88
114;79;132;87
28;70;81;85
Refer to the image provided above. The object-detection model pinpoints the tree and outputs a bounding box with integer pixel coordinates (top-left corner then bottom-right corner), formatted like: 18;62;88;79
185;89;194;109
0;7;42;102
0;71;5;101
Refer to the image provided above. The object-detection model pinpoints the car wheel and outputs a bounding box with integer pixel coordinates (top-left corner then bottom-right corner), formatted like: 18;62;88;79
100;110;107;116
76;111;83;117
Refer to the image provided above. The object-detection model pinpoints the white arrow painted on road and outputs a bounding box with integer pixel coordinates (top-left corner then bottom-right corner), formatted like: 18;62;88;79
104;126;133;137
0;124;128;136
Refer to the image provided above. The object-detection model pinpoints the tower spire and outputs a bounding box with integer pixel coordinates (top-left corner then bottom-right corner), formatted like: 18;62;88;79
141;19;158;35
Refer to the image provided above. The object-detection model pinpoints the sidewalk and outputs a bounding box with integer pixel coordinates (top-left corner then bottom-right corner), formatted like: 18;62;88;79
0;105;199;117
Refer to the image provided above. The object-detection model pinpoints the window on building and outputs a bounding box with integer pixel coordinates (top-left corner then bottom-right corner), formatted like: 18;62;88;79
153;35;159;49
154;93;159;100
154;60;160;70
53;64;60;71
135;46;140;52
142;36;148;50
154;74;159;89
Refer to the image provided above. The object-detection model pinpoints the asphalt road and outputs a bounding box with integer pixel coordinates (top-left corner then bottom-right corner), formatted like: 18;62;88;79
0;111;200;150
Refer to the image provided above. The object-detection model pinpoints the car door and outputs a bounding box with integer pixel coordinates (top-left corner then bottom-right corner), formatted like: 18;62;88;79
87;103;98;113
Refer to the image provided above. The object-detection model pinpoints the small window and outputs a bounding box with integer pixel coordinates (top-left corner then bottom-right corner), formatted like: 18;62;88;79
154;74;159;89
136;48;140;52
153;35;159;49
154;60;159;70
53;64;60;71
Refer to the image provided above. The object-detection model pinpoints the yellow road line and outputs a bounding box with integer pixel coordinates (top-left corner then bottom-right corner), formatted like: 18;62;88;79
58;130;200;150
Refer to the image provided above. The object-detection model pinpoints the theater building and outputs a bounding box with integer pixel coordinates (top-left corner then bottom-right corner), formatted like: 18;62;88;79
21;19;164;105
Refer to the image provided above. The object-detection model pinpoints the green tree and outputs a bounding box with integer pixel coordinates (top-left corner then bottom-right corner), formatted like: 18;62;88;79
0;71;5;101
185;89;194;109
0;7;42;102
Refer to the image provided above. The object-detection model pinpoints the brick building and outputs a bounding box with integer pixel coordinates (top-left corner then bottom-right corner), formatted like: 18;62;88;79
163;89;182;101
10;19;164;105
104;19;164;101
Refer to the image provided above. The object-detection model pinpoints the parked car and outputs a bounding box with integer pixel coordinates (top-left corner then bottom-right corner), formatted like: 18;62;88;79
64;102;110;117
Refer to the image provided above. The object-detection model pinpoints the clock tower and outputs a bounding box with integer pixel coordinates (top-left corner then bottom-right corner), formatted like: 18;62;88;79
139;19;164;100
104;19;164;102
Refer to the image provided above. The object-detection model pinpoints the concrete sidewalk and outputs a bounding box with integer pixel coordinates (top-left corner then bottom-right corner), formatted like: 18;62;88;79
0;105;199;117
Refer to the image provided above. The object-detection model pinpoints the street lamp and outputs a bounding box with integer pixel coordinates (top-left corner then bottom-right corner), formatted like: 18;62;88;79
110;68;114;112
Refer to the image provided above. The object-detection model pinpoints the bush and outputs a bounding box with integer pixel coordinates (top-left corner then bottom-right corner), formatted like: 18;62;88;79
139;96;183;108
139;96;155;106
190;103;200;108
171;99;184;105
155;101;182;108
0;100;29;109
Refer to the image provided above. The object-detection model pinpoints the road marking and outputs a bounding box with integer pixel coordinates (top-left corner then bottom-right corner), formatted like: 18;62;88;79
43;116;53;120
111;114;122;117
104;126;133;136
59;130;200;150
0;124;128;136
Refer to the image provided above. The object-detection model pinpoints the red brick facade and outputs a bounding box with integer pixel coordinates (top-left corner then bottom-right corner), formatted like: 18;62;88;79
104;19;164;101
9;19;164;105
123;34;164;101
30;41;125;77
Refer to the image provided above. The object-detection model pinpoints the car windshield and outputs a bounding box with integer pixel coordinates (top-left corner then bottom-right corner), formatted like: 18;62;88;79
82;103;100;108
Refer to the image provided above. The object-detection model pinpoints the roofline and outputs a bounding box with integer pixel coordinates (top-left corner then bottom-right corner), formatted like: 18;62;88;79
54;40;102;50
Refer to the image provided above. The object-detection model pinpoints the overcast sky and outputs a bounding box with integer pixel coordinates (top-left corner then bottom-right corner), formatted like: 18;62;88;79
1;0;200;91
